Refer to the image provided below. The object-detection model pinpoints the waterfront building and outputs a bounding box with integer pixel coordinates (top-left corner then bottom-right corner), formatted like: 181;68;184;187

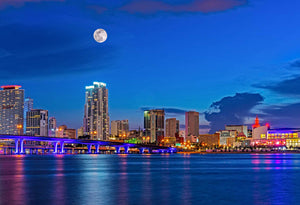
111;120;129;138
198;133;220;147
48;117;57;137
0;85;24;135
236;132;247;142
26;109;48;136
252;128;300;147
226;137;236;147
252;125;268;140
165;118;179;138
24;97;33;133
64;128;77;139
77;126;84;138
56;125;76;139
162;136;177;146
83;82;109;140
144;109;164;143
185;111;199;143
248;129;253;138
225;125;248;138
217;130;237;146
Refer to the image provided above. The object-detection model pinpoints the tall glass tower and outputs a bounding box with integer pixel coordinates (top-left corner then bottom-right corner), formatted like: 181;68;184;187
0;85;24;135
83;82;109;140
144;109;165;143
24;97;33;133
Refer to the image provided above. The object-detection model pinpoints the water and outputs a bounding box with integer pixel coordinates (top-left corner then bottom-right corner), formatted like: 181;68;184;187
0;154;300;205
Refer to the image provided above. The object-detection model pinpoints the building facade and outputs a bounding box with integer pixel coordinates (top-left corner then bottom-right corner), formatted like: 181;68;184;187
225;125;248;138
198;133;220;147
0;85;24;135
77;127;84;138
24;97;33;133
26;109;48;136
144;110;165;143
48;117;57;137
185;111;199;142
111;120;129;138
165;118;179;138
83;82;109;140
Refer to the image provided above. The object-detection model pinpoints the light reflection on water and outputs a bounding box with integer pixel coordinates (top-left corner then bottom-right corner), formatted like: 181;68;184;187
0;154;300;204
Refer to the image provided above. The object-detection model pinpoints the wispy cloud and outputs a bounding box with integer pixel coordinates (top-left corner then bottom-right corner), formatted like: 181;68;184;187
254;75;300;96
120;0;247;14
141;107;187;114
261;103;300;128
0;0;63;8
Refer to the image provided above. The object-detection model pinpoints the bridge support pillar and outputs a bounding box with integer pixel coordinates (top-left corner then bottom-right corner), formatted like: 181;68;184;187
95;144;100;154
115;147;121;154
139;148;144;154
124;146;129;154
19;139;25;154
14;139;19;154
60;141;65;154
53;142;58;154
87;144;92;154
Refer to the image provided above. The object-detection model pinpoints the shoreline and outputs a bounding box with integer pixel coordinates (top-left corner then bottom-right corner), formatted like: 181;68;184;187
177;151;300;154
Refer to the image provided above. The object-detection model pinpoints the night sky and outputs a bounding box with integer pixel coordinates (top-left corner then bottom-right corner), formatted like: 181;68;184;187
1;0;300;133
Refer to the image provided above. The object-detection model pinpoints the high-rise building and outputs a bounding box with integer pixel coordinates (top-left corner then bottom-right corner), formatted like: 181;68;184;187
48;117;57;137
111;120;129;138
185;111;199;142
165;118;179;138
24;97;33;133
0;85;24;135
144;110;165;143
26;109;48;136
83;82;109;140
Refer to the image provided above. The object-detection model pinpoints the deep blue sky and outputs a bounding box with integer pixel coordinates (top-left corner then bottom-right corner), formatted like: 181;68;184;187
1;0;300;132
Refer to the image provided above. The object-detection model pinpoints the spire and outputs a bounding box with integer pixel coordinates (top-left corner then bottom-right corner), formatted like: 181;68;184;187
252;115;260;129
255;115;259;124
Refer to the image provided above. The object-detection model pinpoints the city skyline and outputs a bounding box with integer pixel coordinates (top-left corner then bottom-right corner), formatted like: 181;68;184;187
1;0;300;132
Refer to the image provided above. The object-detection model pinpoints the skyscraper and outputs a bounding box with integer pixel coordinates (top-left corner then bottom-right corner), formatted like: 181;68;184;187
48;117;57;137
111;120;129;138
165;118;179;138
26;109;48;136
144;110;165;143
24;97;33;132
0;85;24;135
185;111;199;142
83;82;109;140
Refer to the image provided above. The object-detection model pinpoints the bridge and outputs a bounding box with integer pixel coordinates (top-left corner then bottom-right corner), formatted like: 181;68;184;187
0;134;177;155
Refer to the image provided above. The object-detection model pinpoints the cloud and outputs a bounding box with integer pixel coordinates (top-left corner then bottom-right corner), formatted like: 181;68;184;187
290;59;300;68
254;75;300;96
141;107;187;114
0;0;63;9
120;0;247;14
261;103;300;128
0;23;115;79
205;93;264;133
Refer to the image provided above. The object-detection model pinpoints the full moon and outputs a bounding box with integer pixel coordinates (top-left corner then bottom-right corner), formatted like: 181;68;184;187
93;29;107;43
